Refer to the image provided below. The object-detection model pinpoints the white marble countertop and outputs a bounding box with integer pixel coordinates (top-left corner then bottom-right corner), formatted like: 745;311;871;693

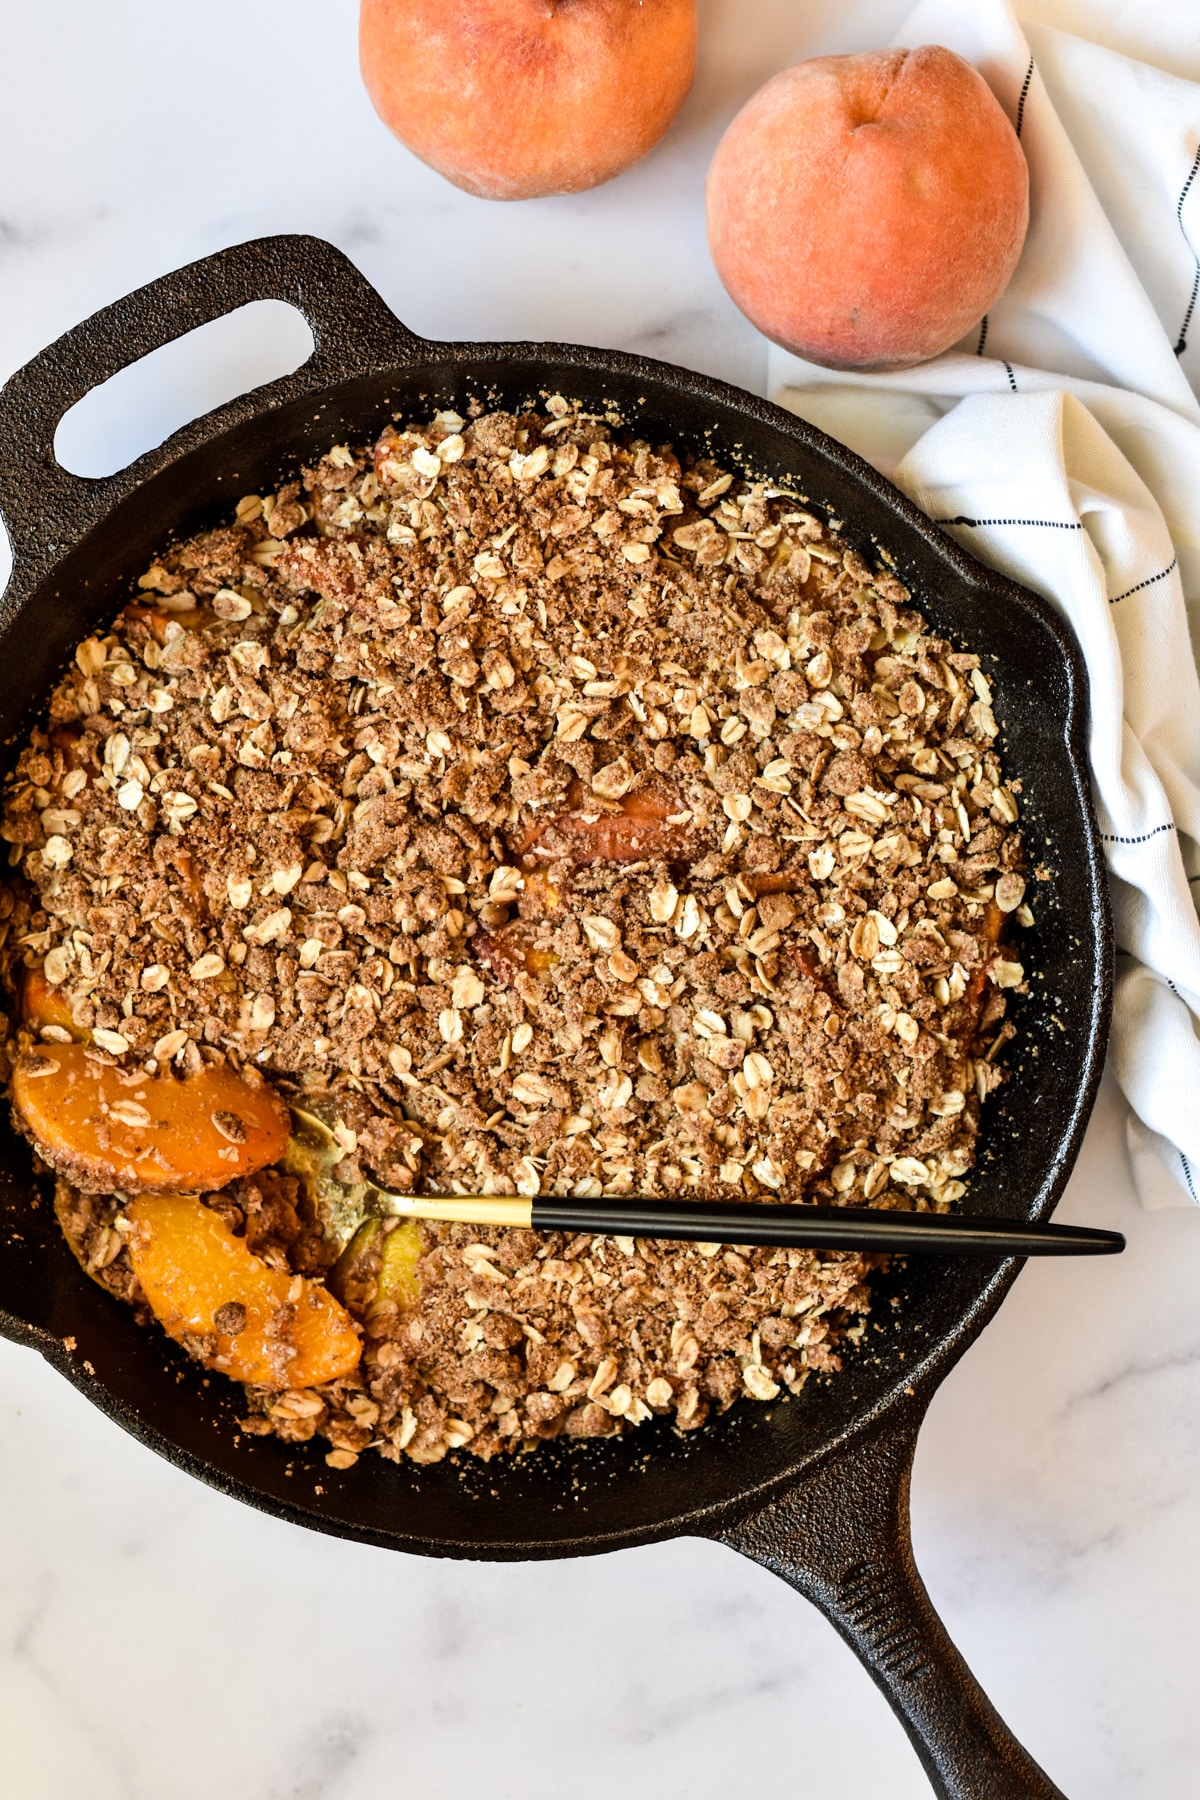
3;4;1200;1796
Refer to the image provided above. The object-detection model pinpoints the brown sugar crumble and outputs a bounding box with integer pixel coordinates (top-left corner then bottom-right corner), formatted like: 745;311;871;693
0;398;1032;1466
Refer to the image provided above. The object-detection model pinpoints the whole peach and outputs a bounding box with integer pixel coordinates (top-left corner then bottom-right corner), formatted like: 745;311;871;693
706;47;1030;370
360;0;697;201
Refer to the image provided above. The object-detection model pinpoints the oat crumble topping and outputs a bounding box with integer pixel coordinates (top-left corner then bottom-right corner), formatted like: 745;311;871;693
0;398;1029;1465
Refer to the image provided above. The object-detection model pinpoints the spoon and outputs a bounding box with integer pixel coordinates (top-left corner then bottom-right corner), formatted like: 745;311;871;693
284;1109;1124;1258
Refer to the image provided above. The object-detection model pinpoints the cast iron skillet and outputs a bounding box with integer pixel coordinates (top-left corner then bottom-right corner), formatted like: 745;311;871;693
0;236;1111;1799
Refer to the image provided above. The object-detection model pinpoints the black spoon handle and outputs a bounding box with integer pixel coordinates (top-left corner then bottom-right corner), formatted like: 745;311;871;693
530;1197;1124;1257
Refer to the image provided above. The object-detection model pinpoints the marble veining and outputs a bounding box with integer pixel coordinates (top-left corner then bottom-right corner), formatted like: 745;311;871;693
3;3;1200;1796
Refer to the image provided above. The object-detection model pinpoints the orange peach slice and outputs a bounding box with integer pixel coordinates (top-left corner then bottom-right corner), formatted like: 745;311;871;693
21;966;86;1040
747;871;805;898
966;900;1007;1008
516;779;693;869
555;790;691;865
126;1192;361;1388
475;924;559;986
518;869;563;916
12;1044;291;1195
121;601;218;645
482;782;696;988
50;726;92;771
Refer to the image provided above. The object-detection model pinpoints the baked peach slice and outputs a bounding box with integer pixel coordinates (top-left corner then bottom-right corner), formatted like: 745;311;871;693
515;778;693;869
50;726;93;771
121;600;218;645
475;924;560;985
329;1216;423;1317
478;780;697;988
474;869;565;986
377;1218;422;1307
21;965;86;1040
965;899;1008;1009
126;1192;361;1388
11;1043;291;1195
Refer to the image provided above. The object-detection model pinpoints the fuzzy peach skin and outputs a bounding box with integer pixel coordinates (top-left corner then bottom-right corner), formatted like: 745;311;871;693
359;0;697;200
706;46;1030;371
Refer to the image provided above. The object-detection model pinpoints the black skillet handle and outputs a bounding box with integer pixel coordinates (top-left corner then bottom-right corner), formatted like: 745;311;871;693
0;233;426;597
717;1406;1067;1799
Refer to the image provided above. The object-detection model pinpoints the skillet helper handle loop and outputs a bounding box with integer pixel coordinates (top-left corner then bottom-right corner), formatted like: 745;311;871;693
718;1413;1067;1800
0;233;424;585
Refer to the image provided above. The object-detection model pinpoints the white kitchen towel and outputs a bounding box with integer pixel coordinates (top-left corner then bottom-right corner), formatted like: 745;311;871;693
768;0;1200;1206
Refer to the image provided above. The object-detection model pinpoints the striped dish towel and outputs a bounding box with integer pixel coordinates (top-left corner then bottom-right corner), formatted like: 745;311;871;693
769;0;1200;1205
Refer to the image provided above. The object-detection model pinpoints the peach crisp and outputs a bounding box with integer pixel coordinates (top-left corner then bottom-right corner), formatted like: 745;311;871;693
0;400;1028;1469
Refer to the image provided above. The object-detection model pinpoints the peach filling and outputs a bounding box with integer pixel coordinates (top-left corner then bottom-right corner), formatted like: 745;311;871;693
330;1217;423;1316
12;1043;290;1195
121;601;219;645
126;1192;360;1388
514;778;692;869
21;966;86;1040
475;780;697;985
